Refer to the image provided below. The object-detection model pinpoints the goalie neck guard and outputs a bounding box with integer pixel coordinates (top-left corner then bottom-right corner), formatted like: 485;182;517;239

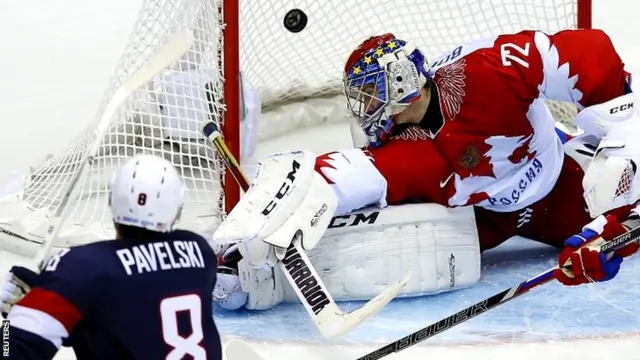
343;33;430;147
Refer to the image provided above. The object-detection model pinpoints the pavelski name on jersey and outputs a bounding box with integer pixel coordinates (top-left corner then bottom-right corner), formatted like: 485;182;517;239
116;240;206;275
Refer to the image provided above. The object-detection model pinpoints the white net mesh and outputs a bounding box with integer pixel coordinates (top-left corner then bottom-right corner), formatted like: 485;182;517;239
242;0;584;105
0;0;586;250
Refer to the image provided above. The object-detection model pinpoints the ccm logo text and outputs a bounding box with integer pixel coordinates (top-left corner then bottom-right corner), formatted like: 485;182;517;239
261;160;301;216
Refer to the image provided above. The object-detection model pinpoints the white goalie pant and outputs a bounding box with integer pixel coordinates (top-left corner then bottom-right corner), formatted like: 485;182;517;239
280;203;481;302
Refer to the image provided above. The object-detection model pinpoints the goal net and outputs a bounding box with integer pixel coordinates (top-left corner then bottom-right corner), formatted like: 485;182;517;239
0;0;590;254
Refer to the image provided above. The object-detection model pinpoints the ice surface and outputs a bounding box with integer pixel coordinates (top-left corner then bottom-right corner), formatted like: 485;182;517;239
1;0;640;359
212;237;640;358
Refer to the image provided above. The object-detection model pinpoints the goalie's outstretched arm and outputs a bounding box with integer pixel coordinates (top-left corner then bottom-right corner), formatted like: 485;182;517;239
315;138;455;216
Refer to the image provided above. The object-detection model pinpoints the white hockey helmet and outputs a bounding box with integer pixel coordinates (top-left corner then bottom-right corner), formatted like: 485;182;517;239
109;154;186;232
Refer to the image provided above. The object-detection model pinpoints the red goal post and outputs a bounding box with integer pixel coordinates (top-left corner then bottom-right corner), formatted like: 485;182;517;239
577;0;592;29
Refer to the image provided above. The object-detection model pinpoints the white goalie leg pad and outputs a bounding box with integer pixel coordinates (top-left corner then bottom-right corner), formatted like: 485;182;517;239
212;150;338;265
583;118;640;217
575;93;636;139
281;203;481;302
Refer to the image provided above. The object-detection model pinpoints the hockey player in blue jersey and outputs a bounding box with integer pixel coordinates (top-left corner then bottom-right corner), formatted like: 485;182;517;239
0;154;223;360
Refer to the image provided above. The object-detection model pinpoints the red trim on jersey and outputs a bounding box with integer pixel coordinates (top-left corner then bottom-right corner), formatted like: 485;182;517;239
17;288;82;332
315;152;339;184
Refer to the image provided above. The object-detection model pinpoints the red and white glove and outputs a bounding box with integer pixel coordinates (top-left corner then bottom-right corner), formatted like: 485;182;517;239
555;214;640;286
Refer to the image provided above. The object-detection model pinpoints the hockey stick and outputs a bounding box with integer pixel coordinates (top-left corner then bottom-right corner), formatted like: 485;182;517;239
201;121;411;339
30;30;195;272
354;224;640;360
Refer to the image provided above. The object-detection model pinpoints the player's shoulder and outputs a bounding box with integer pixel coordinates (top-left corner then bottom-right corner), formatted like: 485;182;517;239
52;238;124;264
37;240;118;280
428;31;543;121
429;30;537;74
41;229;214;272
428;38;504;97
48;240;115;263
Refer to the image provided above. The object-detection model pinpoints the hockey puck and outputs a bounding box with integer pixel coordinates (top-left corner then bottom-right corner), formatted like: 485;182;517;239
284;9;308;33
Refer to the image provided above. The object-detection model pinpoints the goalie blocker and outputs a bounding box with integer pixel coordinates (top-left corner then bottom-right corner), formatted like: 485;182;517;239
212;150;481;311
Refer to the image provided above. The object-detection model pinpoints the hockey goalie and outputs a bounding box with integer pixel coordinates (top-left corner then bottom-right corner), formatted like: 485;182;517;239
212;29;640;311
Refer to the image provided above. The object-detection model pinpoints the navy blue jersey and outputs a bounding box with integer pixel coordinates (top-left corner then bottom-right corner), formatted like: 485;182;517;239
7;229;222;360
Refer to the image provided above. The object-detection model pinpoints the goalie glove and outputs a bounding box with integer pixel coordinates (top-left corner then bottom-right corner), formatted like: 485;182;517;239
1;266;37;317
555;213;640;286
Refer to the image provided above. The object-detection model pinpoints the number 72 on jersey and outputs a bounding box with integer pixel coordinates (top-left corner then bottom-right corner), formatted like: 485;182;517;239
500;42;530;68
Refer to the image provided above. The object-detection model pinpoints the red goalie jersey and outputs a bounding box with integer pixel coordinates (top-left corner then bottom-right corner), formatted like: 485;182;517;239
316;29;631;250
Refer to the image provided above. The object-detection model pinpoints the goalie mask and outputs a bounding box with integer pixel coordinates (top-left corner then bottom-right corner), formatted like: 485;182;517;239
344;33;430;147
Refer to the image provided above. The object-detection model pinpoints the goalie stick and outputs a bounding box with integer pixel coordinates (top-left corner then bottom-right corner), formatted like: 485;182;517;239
200;121;411;339
29;30;195;272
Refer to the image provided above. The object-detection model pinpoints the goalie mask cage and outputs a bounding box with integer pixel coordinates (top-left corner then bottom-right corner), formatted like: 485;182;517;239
0;0;591;253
